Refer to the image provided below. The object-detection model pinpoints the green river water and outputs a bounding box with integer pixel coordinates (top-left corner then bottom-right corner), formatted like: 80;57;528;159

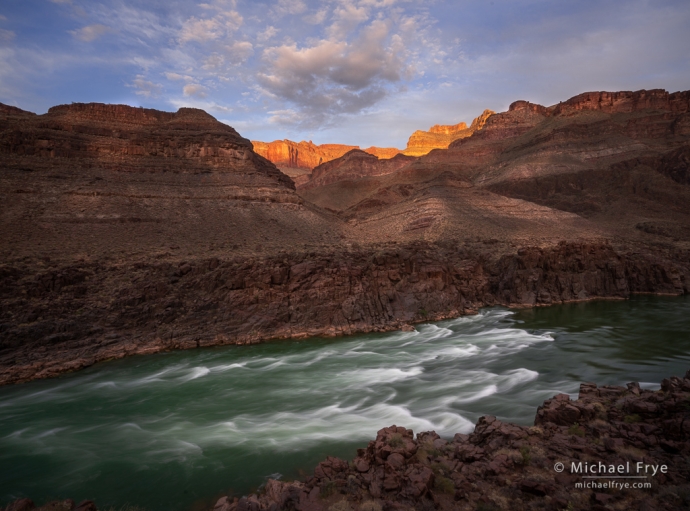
0;295;689;510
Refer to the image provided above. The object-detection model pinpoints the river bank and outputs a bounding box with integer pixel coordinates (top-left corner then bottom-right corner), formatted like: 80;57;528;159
2;240;688;386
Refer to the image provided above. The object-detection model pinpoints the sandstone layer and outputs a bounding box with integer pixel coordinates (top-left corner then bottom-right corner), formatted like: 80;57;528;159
251;139;401;172
402;109;494;157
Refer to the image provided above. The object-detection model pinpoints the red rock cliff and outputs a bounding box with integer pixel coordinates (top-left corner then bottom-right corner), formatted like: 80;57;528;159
403;109;494;156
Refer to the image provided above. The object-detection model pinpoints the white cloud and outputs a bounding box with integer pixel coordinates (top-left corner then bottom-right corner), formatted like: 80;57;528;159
327;3;370;40
129;75;163;97
179;17;224;43
179;10;242;43
164;72;193;81
183;83;207;98
69;24;110;42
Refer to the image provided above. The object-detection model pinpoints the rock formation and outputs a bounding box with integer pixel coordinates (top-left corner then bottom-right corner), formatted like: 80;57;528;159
251;139;401;171
207;371;690;511
298;150;416;191
402;109;494;157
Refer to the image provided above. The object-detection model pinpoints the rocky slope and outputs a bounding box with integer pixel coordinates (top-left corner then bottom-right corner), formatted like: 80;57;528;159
402;109;494;157
209;371;690;511
6;371;689;511
298;151;416;191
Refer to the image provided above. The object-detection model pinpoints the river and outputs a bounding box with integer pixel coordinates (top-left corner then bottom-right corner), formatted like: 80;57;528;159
1;295;689;510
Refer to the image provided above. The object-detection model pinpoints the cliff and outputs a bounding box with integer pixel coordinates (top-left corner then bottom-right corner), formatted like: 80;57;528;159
251;139;401;170
1;241;688;385
402;109;494;157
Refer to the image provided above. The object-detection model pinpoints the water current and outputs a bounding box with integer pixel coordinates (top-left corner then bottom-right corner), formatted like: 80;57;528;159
1;295;689;510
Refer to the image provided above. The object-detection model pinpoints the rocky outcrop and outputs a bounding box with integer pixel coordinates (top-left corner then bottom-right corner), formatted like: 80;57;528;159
1;241;688;385
251;140;401;170
298;150;416;190
205;371;690;511
403;110;494;157
552;89;690;116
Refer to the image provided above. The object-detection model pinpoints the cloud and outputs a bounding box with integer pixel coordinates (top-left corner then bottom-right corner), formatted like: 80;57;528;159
257;25;278;44
303;9;328;25
0;29;14;43
48;0;72;4
164;72;193;81
0;15;7;21
179;10;242;43
274;0;307;16
129;75;163;97
258;18;413;126
183;83;207;98
69;24;110;42
327;3;370;40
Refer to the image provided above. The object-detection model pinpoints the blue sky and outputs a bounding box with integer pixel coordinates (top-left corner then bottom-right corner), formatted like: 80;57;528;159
1;0;689;147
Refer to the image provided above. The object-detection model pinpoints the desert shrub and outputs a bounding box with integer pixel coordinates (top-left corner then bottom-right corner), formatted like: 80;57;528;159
434;476;455;494
568;423;585;437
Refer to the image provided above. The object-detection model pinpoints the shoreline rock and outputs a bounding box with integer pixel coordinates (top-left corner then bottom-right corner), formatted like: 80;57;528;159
213;371;690;511
1;241;688;386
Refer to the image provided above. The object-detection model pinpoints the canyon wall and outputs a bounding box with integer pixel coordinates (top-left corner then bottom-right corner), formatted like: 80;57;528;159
251;139;401;170
403;109;494;157
1;241;687;385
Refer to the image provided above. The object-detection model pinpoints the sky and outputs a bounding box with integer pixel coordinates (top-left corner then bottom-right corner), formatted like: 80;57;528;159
1;0;689;148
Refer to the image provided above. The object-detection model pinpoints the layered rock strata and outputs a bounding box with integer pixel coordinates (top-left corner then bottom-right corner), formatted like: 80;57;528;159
251;140;401;171
402;109;494;157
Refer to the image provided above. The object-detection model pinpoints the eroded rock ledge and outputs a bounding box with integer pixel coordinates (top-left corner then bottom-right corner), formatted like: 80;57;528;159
1;241;688;386
212;372;690;511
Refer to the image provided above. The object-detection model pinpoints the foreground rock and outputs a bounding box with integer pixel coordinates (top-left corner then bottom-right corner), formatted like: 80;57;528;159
211;372;690;511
